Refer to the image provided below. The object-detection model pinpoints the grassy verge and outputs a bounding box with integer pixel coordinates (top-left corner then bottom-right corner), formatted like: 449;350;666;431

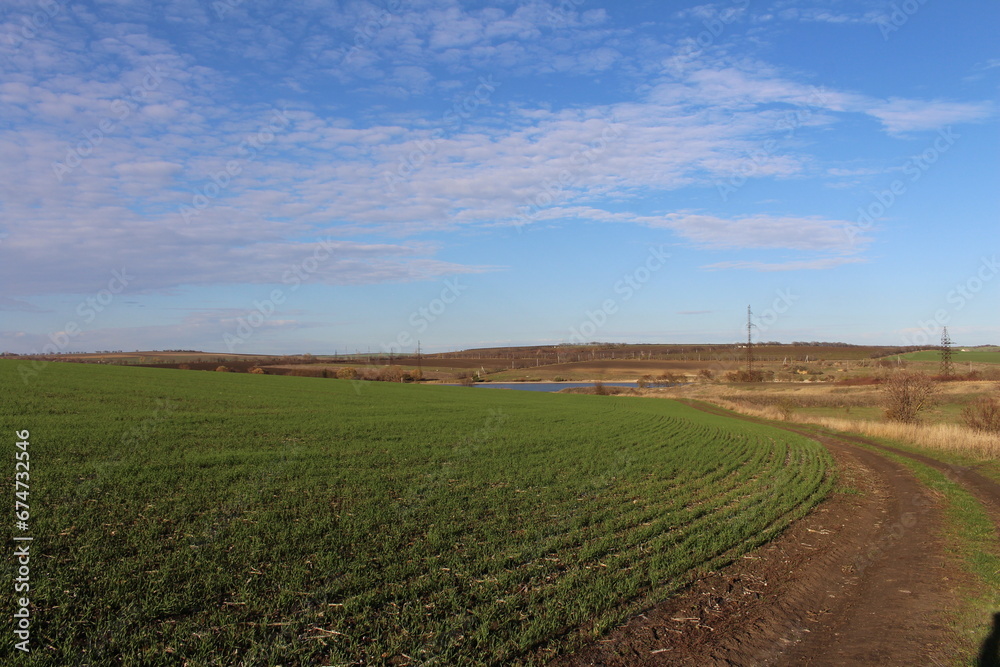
837;436;1000;665
842;435;1000;486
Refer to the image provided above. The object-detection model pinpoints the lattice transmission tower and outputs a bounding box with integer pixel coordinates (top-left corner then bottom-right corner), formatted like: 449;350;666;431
940;327;954;378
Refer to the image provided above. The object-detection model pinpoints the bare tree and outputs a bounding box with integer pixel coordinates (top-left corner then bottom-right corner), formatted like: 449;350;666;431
378;365;404;382
880;372;938;423
962;383;1000;434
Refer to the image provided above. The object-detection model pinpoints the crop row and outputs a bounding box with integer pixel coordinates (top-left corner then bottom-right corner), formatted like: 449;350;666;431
0;361;831;666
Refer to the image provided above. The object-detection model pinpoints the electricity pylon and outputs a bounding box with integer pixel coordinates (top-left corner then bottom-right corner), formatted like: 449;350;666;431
940;327;954;378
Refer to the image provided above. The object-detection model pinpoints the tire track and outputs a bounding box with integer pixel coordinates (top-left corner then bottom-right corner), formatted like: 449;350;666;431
830;431;1000;524
562;401;972;665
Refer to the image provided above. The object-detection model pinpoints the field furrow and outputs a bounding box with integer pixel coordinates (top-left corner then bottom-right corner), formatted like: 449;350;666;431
0;361;832;666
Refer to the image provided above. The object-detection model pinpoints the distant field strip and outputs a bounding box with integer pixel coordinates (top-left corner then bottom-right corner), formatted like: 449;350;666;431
0;362;832;665
898;349;1000;364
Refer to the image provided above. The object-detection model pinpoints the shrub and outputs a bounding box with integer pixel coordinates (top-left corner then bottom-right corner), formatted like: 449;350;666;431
249;367;266;375
656;373;682;386
215;365;230;372
962;390;1000;434
726;370;768;383
377;366;404;383
880;372;937;423
336;367;360;380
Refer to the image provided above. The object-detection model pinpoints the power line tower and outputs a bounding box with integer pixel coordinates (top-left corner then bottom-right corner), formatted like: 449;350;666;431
416;340;423;380
745;305;755;380
940;327;954;378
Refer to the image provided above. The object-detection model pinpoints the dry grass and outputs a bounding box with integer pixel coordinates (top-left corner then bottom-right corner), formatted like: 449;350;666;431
800;415;999;458
649;382;1000;459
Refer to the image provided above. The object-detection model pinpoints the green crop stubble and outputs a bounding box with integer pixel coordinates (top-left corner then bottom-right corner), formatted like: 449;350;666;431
0;360;831;665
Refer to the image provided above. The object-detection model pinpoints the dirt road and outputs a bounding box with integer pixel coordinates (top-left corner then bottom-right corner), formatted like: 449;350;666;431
561;401;1000;666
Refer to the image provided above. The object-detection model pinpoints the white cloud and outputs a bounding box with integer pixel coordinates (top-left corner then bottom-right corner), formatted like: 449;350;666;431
826;166;887;178
0;0;993;304
648;64;993;135
642;213;868;253
866;98;994;135
775;7;884;25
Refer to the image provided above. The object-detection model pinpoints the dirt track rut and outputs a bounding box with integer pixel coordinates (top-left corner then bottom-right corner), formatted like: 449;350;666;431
562;402;1000;666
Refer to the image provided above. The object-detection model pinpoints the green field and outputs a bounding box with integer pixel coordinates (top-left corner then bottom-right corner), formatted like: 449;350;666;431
1;361;832;665
896;348;1000;365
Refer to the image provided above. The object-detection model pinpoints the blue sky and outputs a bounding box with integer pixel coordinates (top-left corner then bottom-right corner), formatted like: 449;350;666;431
1;0;997;355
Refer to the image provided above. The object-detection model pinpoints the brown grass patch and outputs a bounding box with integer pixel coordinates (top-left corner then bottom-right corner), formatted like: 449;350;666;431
648;382;1000;459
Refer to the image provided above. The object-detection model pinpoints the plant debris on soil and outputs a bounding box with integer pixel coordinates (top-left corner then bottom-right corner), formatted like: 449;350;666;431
560;404;984;666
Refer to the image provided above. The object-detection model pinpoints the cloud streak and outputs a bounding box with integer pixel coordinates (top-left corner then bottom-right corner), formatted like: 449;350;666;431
0;1;997;352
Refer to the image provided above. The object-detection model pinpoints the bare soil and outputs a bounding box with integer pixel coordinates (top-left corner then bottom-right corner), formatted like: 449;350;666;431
558;401;1000;666
834;431;1000;524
